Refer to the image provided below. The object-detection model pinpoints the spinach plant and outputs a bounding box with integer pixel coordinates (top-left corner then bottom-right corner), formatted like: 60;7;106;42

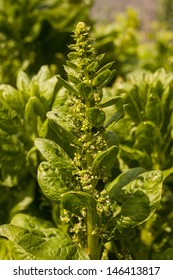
0;22;163;260
108;68;173;259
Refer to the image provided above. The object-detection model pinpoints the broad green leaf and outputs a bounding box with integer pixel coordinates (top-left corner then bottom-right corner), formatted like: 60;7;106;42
124;86;143;124
0;97;22;134
11;214;54;230
61;191;96;217
86;107;106;128
35;138;75;170
0;224;89;260
92;145;119;185
0;132;26;182
47;111;82;148
107;167;146;201
37;161;71;202
106;170;163;239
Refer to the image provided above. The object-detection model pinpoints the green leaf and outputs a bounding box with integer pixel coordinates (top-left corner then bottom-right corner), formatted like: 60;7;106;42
35;138;75;170
106;170;163;239
86;61;99;73
0;238;13;260
92;69;115;88
86;107;106;128
96;61;114;75
62;191;96;217
107;167;146;201
11;213;54;230
25;96;45;124
119;145;152;169
57;75;78;95
47;111;82;148
92;146;119;185
104;130;119;147
0;224;89;260
37;161;72;202
145;92;162;126
134;121;162;154
101;97;122;108
104;105;125;128
77;82;93;99
0;84;26;115
16;70;30;93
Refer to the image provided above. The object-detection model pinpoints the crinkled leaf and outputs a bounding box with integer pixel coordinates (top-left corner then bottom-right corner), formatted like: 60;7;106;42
62;191;96;217
37;161;72;202
0;224;89;260
35;138;75;171
107;167;146;201
106;170;163;239
11;214;54;230
0;132;26;183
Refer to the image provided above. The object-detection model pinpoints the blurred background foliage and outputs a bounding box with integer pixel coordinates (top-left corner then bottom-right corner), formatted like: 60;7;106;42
0;0;93;85
1;0;173;85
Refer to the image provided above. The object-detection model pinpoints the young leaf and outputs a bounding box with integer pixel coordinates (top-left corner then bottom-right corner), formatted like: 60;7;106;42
86;107;106;128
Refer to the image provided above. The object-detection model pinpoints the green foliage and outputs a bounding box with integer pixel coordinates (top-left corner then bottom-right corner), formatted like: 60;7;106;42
107;68;173;259
113;68;173;171
0;65;63;235
0;0;93;85
0;8;172;259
